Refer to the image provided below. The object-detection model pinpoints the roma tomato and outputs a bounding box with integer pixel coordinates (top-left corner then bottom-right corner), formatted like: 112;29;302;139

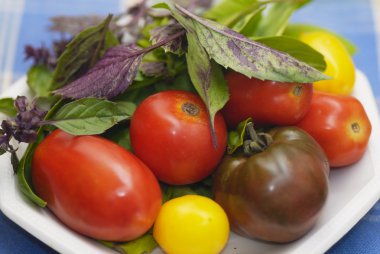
300;31;356;95
222;72;313;128
296;91;372;167
32;129;162;241
213;125;329;243
153;195;229;254
130;90;227;185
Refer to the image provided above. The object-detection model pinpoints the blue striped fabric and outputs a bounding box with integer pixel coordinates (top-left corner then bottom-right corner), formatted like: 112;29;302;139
0;0;380;253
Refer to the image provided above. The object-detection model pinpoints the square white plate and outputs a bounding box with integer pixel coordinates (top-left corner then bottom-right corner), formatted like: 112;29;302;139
1;70;380;254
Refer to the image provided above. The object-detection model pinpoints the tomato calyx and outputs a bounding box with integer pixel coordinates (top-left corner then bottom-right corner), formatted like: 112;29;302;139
243;122;273;155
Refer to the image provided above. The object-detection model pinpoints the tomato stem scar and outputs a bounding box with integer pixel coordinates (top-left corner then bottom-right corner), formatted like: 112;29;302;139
181;102;200;116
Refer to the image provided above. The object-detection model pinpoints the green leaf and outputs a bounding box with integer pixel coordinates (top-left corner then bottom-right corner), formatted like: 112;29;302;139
101;234;157;254
52;14;118;90
102;125;132;151
18;131;47;207
50;98;134;135
203;0;262;27
0;98;17;117
174;4;328;83
0;147;6;156
256;36;326;71
227;118;251;154
284;23;357;55
186;32;229;145
27;65;53;97
233;6;264;36
253;1;311;37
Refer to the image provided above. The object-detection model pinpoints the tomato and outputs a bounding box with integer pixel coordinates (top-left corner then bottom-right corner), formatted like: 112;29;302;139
222;72;313;128
32;129;162;241
296;91;371;167
153;195;229;254
130;90;227;185
300;31;356;95
213;124;329;243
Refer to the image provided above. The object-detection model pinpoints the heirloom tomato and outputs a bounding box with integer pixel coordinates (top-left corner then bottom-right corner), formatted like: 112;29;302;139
296;91;372;167
213;124;329;243
222;72;313;128
130;90;227;185
32;129;162;241
300;31;356;95
153;195;229;254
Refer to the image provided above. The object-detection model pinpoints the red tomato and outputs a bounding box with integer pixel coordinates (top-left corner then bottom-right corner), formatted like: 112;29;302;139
296;91;372;167
130;90;227;185
32;129;162;241
222;71;313;128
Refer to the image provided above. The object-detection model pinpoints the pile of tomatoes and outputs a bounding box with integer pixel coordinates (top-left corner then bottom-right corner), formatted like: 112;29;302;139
30;30;372;253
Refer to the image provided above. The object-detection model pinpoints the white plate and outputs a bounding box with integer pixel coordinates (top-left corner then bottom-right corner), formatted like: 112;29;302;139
1;70;380;254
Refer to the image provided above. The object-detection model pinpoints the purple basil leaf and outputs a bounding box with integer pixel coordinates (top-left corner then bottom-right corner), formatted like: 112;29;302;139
55;45;144;99
150;23;186;55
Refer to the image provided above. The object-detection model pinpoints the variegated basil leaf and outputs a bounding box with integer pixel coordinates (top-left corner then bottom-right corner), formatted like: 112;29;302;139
150;23;186;55
55;45;144;99
174;4;328;83
186;32;229;146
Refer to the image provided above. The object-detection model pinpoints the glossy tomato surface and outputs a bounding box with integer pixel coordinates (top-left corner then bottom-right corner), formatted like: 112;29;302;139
213;127;329;243
130;90;227;185
222;72;313;128
296;91;372;167
153;195;229;254
32;129;162;241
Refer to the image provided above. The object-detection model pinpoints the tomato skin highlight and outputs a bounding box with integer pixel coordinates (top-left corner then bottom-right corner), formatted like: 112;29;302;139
222;72;313;128
32;129;162;241
296;91;372;167
130;90;227;185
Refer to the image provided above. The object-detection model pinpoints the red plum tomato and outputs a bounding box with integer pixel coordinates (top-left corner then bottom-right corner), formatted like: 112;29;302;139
222;71;313;128
32;129;162;241
296;91;372;167
130;90;227;185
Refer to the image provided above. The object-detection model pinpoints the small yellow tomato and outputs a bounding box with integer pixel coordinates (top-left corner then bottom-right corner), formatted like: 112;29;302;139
300;31;356;95
153;195;229;254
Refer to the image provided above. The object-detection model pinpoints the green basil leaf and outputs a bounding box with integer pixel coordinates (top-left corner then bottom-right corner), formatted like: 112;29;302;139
17;130;47;207
102;125;132;151
0;98;17;117
256;36;326;72
284;23;357;55
27;65;53;97
203;0;262;27
52;14;118;90
101;233;157;254
50;98;134;135
232;6;264;36
253;0;311;37
186;32;229;145
174;4;328;83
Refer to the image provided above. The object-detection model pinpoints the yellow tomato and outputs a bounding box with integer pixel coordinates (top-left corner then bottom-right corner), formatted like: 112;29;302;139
300;31;356;95
153;195;229;254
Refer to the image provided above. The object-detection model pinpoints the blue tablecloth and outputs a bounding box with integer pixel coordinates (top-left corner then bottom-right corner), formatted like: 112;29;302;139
0;0;379;253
